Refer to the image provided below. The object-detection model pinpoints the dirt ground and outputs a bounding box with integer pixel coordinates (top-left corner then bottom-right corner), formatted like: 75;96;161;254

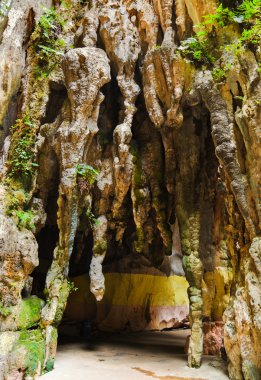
43;329;229;380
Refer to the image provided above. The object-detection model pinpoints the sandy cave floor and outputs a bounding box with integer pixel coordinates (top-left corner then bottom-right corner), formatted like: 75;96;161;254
42;329;229;380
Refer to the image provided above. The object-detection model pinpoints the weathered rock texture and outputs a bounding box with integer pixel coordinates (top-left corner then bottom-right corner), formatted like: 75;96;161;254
0;0;260;379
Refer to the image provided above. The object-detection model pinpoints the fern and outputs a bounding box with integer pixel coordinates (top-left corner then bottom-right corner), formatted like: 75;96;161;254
236;0;261;21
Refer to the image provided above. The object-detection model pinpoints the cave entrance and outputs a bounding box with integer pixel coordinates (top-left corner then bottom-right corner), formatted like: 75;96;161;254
58;216;190;337
51;226;228;379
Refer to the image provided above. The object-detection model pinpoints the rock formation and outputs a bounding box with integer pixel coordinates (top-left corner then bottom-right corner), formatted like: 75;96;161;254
0;0;260;379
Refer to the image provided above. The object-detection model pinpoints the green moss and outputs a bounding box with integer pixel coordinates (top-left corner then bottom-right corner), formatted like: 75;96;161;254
54;280;70;325
17;297;45;330
5;185;36;231
43;326;58;374
45;358;55;372
93;240;107;256
15;329;45;377
0;303;11;317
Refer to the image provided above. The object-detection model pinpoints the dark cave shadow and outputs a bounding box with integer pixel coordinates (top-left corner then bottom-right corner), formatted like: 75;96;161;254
58;328;190;356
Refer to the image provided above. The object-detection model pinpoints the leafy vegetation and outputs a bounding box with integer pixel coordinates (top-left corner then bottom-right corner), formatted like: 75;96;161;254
86;207;99;229
5;190;35;230
178;1;261;66
237;0;261;21
14;210;35;230
67;280;78;293
7;115;38;186
202;1;260;26
31;7;65;78
0;303;11;317
212;63;232;82
4;183;36;230
76;164;99;186
178;34;216;65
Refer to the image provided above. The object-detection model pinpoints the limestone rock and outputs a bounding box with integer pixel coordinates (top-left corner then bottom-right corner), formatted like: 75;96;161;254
0;1;260;379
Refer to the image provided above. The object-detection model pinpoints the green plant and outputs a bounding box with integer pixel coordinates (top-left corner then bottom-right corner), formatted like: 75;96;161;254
7;115;38;186
86;207;99;229
0;303;11;317
76;164;99;185
31;7;65;78
60;0;71;8
67;280;78;293
240;19;261;46
0;0;10;17
212;63;232;83
236;0;261;21
15;210;35;230
6;198;35;230
5;186;35;230
180;1;261;67
202;1;260;26
202;4;235;27
178;35;215;65
234;95;245;101
212;67;227;82
45;359;55;372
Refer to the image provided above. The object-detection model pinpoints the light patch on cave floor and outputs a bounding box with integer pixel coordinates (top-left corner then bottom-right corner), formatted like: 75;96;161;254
42;329;229;380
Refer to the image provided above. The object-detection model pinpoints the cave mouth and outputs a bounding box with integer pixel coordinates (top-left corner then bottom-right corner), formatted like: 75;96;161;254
59;250;191;338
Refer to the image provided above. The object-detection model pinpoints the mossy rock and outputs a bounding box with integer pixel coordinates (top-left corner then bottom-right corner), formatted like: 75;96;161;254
17;296;45;330
12;329;46;377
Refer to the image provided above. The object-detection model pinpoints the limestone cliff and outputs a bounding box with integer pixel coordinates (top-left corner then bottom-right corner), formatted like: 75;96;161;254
0;0;260;379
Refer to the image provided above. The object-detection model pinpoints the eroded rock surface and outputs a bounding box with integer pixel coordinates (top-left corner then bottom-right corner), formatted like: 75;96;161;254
0;0;260;379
